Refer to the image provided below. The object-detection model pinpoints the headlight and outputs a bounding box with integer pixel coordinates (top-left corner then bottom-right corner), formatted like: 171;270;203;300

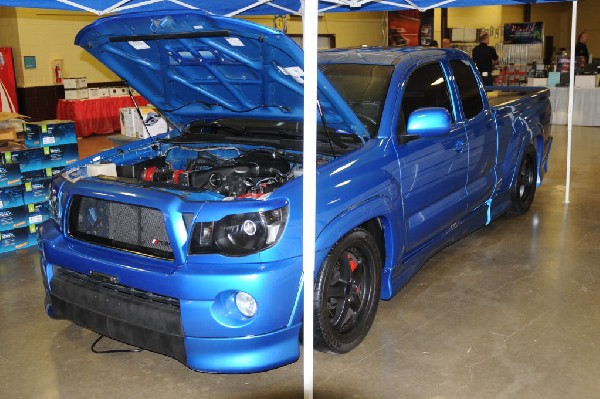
190;205;288;256
48;187;59;225
48;180;67;228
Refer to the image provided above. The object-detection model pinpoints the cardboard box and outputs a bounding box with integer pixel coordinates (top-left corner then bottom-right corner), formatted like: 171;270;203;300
3;147;44;172
0;113;28;134
0;163;22;188
574;74;599;88
0;205;27;231
25;120;77;148
64;88;89;100
527;77;548;87
120;107;168;138
22;177;51;205
42;143;79;169
63;77;87;89
87;87;111;98
88;88;101;99
109;87;128;97
0;127;17;141
0;185;24;209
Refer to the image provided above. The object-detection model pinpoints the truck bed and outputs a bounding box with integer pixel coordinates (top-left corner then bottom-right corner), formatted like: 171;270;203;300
487;87;548;107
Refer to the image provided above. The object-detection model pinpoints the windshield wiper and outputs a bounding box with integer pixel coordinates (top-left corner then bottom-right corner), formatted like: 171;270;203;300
184;121;247;136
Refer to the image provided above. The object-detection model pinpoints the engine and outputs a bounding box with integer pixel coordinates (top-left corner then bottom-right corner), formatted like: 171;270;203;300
114;148;298;198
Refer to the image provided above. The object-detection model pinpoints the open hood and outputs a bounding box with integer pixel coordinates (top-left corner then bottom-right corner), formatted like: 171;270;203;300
75;10;367;139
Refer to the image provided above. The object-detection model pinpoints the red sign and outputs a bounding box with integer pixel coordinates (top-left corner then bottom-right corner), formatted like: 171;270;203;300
0;48;18;112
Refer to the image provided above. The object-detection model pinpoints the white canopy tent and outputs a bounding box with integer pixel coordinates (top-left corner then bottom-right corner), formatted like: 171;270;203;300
0;0;579;397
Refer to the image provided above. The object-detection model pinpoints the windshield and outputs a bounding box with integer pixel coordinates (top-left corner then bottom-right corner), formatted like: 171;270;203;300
320;64;394;138
178;119;364;156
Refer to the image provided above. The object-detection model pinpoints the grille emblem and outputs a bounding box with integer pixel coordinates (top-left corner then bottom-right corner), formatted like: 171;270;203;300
151;238;170;246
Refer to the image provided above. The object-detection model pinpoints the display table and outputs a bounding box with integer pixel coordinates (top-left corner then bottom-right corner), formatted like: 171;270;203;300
548;86;600;126
56;96;149;137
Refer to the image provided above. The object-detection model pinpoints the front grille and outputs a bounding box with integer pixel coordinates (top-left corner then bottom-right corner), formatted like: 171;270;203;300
67;195;173;259
55;267;180;309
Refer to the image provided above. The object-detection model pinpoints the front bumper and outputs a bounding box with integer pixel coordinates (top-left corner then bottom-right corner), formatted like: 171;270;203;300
39;220;303;373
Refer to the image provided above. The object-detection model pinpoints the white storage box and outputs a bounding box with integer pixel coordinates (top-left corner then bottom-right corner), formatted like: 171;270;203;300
109;87;128;97
63;77;87;89
574;75;599;88
64;88;89;100
527;77;548;87
98;88;110;97
120;107;168;138
87;88;101;99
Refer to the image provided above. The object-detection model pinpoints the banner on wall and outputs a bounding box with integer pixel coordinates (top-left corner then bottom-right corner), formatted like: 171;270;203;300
389;9;435;47
0;48;18;112
388;10;421;46
503;22;544;44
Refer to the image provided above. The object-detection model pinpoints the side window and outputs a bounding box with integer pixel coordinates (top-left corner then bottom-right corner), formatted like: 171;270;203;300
450;59;484;119
399;62;453;135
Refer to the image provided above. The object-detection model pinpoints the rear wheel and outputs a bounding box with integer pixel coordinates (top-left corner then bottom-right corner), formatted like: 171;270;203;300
314;228;382;353
509;144;537;215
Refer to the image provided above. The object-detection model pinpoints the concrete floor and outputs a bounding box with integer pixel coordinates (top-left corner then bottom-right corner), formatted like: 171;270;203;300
1;125;598;398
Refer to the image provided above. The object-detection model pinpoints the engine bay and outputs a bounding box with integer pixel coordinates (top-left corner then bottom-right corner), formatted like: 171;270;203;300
84;144;313;199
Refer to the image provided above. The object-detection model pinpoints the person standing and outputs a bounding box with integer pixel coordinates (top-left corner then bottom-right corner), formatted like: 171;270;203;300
442;38;452;48
472;32;499;86
575;31;589;64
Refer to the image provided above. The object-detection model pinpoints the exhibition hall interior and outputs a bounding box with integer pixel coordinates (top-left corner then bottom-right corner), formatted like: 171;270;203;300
1;1;599;397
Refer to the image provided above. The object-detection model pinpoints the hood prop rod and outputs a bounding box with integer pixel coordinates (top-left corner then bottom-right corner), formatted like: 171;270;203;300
126;84;159;148
316;99;337;159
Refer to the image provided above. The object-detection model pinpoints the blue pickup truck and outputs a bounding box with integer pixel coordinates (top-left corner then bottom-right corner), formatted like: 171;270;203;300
39;11;552;373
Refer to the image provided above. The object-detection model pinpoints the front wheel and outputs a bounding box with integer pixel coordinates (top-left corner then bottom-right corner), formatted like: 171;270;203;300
314;228;382;353
509;144;537;215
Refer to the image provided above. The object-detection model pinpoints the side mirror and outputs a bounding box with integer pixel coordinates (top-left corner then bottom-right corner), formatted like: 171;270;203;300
406;107;452;137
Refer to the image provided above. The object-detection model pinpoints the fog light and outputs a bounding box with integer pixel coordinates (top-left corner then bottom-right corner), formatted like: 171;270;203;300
235;291;258;318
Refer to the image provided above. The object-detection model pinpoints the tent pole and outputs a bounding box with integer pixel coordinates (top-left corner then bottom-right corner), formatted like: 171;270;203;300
302;0;318;398
565;0;577;204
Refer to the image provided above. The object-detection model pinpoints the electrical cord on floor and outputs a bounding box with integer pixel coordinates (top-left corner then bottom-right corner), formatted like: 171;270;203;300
91;335;145;354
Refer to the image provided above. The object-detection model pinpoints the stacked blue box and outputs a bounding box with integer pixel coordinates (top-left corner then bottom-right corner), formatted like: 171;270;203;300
0;163;22;188
3;147;44;172
23;177;51;205
26;203;50;226
25;120;77;148
0;225;36;254
0;205;27;231
43;143;79;169
0;185;24;210
0;134;78;254
21;167;62;180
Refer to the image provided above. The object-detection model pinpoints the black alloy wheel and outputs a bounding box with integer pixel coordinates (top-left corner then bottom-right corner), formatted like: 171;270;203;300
510;143;537;214
314;228;381;353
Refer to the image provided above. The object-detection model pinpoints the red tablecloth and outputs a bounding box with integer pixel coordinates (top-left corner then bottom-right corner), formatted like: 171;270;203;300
56;96;149;137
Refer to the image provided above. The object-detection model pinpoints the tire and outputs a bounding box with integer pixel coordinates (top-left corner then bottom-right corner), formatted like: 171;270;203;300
509;144;537;215
314;228;382;353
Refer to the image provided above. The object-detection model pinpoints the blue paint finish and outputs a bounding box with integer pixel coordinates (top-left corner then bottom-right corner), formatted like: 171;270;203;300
38;12;552;373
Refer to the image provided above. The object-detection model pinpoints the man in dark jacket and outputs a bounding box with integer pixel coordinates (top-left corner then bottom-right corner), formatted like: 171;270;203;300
472;32;499;86
575;31;589;64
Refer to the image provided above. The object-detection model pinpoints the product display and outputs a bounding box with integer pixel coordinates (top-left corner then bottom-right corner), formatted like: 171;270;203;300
0;124;79;254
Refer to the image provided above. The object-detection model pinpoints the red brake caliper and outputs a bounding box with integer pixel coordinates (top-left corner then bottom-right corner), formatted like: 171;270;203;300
348;253;357;272
347;253;361;295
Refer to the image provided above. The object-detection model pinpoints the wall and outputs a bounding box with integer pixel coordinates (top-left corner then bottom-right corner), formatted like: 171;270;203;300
434;2;598;59
571;0;599;59
13;8;118;88
244;12;387;47
0;7;19;52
